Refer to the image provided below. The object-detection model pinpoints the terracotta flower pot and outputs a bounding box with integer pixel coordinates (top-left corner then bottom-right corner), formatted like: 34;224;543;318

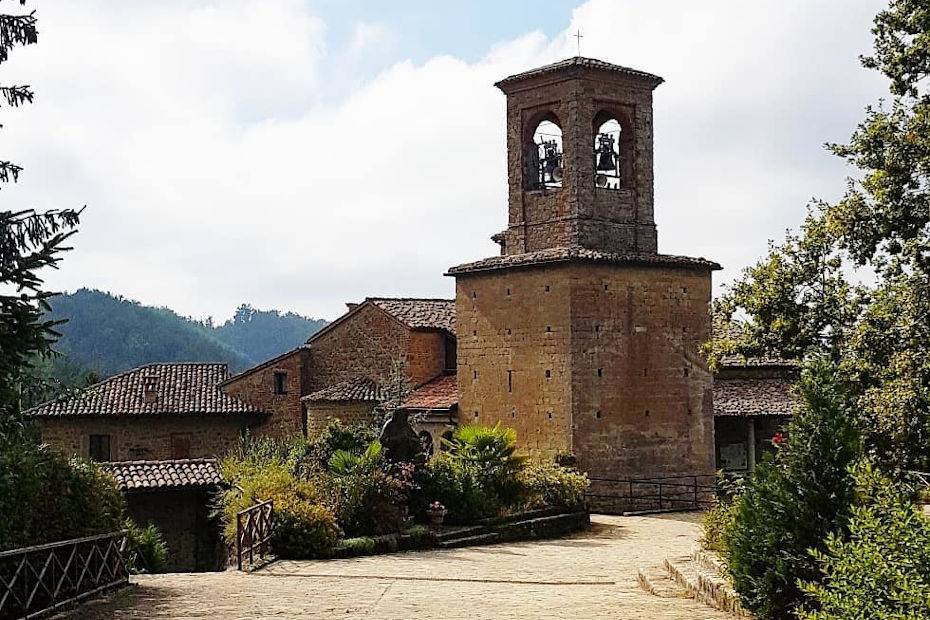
427;509;447;527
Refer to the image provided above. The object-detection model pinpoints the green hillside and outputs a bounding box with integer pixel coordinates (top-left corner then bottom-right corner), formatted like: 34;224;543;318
43;289;327;378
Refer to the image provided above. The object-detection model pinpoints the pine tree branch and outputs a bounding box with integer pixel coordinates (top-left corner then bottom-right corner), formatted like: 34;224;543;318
0;161;22;185
0;84;32;107
0;11;36;62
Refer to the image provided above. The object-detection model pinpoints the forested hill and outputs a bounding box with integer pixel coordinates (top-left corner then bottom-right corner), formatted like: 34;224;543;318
44;289;328;378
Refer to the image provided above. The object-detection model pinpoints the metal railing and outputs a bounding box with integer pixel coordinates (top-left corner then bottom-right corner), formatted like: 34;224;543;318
0;530;128;620
236;499;273;571
586;474;718;514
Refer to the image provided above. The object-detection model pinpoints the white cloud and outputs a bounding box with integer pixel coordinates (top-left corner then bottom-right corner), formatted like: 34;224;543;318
1;0;888;321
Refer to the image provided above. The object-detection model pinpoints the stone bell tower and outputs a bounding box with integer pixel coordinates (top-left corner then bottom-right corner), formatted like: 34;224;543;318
448;58;720;491
495;57;661;256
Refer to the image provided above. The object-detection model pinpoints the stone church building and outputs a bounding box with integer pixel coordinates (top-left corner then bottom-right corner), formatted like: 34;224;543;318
31;58;798;564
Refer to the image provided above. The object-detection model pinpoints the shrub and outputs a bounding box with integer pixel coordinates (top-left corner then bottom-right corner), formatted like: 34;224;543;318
700;496;737;554
798;463;930;620
273;499;338;559
217;458;336;557
294;420;378;475
722;361;861;620
413;452;499;523
0;435;124;550
519;463;589;509
125;519;168;574
443;423;528;508
332;459;415;537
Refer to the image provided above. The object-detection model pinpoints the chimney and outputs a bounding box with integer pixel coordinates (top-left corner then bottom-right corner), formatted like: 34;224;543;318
143;376;158;404
345;303;359;312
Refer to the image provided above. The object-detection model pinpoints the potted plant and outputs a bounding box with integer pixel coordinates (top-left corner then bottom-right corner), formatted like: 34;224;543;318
426;501;447;529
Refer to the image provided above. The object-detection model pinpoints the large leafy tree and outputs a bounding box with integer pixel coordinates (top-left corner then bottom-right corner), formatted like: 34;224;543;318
711;0;930;473
0;1;81;432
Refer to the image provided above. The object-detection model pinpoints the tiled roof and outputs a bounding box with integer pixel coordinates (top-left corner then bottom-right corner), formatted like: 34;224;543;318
26;363;265;417
402;374;458;410
447;247;721;276
495;56;663;88
304;376;382;403
714;378;801;417
103;459;223;491
368;298;456;335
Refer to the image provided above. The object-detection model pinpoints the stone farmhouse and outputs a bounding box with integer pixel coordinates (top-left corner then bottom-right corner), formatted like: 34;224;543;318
29;56;799;568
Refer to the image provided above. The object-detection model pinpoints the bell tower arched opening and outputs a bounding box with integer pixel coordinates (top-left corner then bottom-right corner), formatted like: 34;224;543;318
525;115;563;190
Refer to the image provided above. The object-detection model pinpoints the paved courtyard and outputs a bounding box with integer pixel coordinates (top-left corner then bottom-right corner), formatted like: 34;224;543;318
62;513;730;619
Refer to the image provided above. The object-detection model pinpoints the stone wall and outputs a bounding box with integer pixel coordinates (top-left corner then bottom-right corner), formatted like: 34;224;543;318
304;401;378;435
456;267;574;455
125;488;224;572
498;69;659;255
407;331;450;387
37;414;255;461
455;260;715;479
568;262;715;479
222;348;309;439
303;304;410;392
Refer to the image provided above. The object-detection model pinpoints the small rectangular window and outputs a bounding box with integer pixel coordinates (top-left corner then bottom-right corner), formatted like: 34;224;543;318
508;370;513;393
597;368;603;377
89;434;111;462
545;369;551;378
273;371;287;395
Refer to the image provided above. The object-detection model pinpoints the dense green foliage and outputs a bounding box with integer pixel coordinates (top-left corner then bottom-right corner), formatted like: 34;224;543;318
519;462;589;510
0;435;125;550
798;464;930;620
39;289;327;383
219;422;589;556
215;303;327;366
708;0;930;476
125;520;168;574
722;363;861;620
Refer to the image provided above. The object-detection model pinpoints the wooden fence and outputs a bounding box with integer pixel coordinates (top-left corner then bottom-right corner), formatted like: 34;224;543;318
236;499;274;571
586;474;718;514
0;530;128;620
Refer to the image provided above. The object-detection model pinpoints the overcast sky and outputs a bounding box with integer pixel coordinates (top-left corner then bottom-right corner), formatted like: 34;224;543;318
2;0;888;322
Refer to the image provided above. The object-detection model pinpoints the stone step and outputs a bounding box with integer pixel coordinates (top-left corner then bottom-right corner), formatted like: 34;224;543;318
436;532;501;549
664;556;751;618
691;548;727;575
636;566;692;599
435;525;488;542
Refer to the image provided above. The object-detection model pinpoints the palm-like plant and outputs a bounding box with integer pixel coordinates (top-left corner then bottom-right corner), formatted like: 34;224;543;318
443;424;527;478
328;440;382;477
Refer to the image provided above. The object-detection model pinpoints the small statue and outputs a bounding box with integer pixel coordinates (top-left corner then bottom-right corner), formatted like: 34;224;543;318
379;409;420;463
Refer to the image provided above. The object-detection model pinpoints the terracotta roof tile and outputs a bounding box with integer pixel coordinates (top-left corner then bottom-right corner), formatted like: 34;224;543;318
26;363;265;417
402;374;458;410
103;459;223;491
447;246;720;275
714;378;801;417
303;376;382;403
368;298;456;335
495;56;663;88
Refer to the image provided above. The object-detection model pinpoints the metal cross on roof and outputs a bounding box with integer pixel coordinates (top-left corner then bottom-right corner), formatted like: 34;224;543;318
573;29;583;56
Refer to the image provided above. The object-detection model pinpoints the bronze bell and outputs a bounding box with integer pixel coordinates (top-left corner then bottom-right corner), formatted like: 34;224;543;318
596;133;616;171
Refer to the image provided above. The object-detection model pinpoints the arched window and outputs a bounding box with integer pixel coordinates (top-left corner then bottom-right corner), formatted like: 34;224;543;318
526;117;563;190
593;115;622;189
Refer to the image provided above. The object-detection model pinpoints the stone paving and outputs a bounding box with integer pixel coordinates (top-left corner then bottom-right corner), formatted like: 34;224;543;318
61;513;731;619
